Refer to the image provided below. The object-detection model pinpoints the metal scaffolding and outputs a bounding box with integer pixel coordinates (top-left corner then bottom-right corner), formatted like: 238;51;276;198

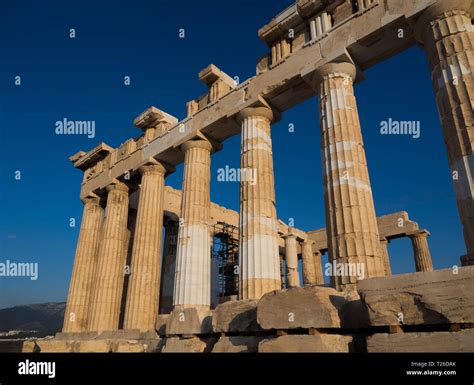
212;221;239;297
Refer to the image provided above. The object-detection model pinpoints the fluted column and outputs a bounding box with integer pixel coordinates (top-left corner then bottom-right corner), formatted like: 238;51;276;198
409;230;434;272
123;162;166;331
313;250;324;285
380;237;392;276
311;62;384;290
237;106;281;299
88;181;129;332
302;241;316;286
63;195;104;332
173;140;212;309
284;234;300;288
415;0;474;265
159;218;179;314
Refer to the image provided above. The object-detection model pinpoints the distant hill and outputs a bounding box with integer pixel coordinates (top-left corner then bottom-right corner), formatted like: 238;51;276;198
0;302;65;338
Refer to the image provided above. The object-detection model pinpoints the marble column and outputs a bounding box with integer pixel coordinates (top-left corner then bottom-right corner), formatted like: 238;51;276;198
313;250;324;285
409;230;434;272
173;140;212;310
302;241;317;286
123;162;166;331
63;195;104;332
284;234;300;288
88;181;129;332
237;106;281;299
159;218;179;314
380;237;392;276
311;62;384;290
415;0;474;266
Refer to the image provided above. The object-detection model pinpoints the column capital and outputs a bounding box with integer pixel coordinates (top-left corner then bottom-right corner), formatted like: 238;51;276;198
313;249;322;257
282;232;297;240
138;162;167;176
181;139;213;153
310;61;357;89
408;229;431;239
106;181;129;193
236;106;276;124
80;193;101;205
414;0;473;43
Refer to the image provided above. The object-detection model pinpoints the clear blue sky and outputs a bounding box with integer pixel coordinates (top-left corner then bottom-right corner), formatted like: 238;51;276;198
0;0;465;308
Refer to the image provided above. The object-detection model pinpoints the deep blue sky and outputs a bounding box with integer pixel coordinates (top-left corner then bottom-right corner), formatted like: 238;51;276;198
0;0;464;308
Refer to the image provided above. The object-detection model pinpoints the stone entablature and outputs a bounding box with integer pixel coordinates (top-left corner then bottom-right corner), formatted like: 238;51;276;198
76;0;441;200
307;211;421;252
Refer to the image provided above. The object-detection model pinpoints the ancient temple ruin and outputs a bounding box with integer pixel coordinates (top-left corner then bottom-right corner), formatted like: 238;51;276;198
22;0;474;352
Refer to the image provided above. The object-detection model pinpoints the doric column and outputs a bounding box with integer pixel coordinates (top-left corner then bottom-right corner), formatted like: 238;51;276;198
380;237;392;276
310;62;384;290
63;195;104;332
284;234;300;288
414;0;474;265
237;106;281;299
123;162;166;331
313;250;324;285
88;181;129;332
159;218;179;314
409;230;434;272
173;140;212;310
302;241;317;286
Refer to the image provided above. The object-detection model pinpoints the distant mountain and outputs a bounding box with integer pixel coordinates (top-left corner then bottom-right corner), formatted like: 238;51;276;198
0;302;65;338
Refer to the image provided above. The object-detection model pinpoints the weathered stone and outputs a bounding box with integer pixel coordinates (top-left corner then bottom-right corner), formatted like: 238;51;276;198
257;286;346;329
166;307;212;335
112;341;148;353
98;330;158;340
367;330;474;352
75;340;111;353
212;336;263;353
162;337;207;353
22;341;37;353
55;331;99;340
35;338;73;352
358;267;474;326
155;314;169;336
258;335;352;352
212;299;261;333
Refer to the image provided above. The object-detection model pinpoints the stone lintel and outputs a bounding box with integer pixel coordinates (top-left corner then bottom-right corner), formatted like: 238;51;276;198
281;226;307;242
258;0;344;46
71;142;114;171
78;1;433;198
407;229;431;238
134;106;178;131
307;211;422;251
69;150;86;163
198;64;237;89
